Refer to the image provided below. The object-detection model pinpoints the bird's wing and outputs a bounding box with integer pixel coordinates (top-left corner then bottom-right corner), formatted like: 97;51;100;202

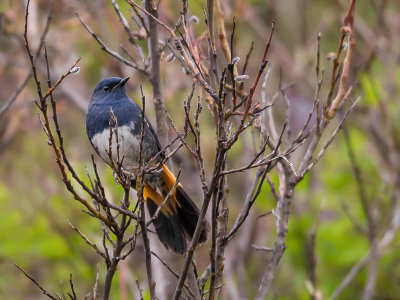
125;98;164;161
144;114;163;153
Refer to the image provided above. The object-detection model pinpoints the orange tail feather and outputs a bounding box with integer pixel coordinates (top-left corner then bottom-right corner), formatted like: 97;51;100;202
143;164;209;254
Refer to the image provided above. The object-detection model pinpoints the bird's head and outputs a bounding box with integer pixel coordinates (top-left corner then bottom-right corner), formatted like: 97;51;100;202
91;77;130;104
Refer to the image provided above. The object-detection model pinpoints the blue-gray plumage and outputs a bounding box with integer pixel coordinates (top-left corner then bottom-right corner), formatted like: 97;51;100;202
86;77;161;171
86;77;208;254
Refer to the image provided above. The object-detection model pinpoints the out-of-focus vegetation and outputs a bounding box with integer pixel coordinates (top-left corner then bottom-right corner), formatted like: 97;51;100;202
0;0;399;299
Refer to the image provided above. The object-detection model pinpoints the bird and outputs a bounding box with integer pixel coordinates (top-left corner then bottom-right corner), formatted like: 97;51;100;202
86;76;208;254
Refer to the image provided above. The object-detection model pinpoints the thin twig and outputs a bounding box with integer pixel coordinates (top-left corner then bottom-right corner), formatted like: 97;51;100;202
16;264;60;300
151;251;195;298
93;264;100;300
228;22;275;147
111;0;147;66
326;0;356;120
146;170;181;227
135;85;155;300
68;274;77;300
0;0;54;116
225;123;287;242
76;13;148;75
24;0;113;226
303;97;360;175
136;280;144;300
68;220;106;259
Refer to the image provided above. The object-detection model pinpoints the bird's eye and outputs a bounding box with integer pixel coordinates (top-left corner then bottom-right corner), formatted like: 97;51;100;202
103;86;110;92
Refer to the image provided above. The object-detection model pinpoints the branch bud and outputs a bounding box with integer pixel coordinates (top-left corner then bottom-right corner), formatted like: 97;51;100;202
232;57;240;64
234;75;249;82
69;67;80;74
326;52;337;60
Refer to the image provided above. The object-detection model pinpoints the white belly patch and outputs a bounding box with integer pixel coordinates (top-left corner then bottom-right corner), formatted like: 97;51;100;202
91;124;140;169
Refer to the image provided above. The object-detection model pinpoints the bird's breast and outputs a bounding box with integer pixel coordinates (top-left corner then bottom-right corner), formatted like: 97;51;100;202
90;122;143;169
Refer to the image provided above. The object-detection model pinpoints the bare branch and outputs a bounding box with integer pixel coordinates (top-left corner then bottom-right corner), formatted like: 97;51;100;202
68;220;106;259
16;264;61;300
301;97;360;177
325;0;356;120
228;22;275;147
76;13;148;75
151;251;195;298
0;0;54;116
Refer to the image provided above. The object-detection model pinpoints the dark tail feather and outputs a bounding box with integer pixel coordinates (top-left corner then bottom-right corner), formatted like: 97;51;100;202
175;185;209;243
161;164;209;244
145;186;209;254
146;196;187;254
143;164;209;254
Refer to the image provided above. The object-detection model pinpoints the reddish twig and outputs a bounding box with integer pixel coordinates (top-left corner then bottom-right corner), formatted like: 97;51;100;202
227;22;275;148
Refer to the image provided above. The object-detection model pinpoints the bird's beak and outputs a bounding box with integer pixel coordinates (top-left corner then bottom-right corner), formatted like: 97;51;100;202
113;76;130;90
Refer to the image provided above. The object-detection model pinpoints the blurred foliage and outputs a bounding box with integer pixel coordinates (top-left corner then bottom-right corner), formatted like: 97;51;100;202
1;0;400;299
